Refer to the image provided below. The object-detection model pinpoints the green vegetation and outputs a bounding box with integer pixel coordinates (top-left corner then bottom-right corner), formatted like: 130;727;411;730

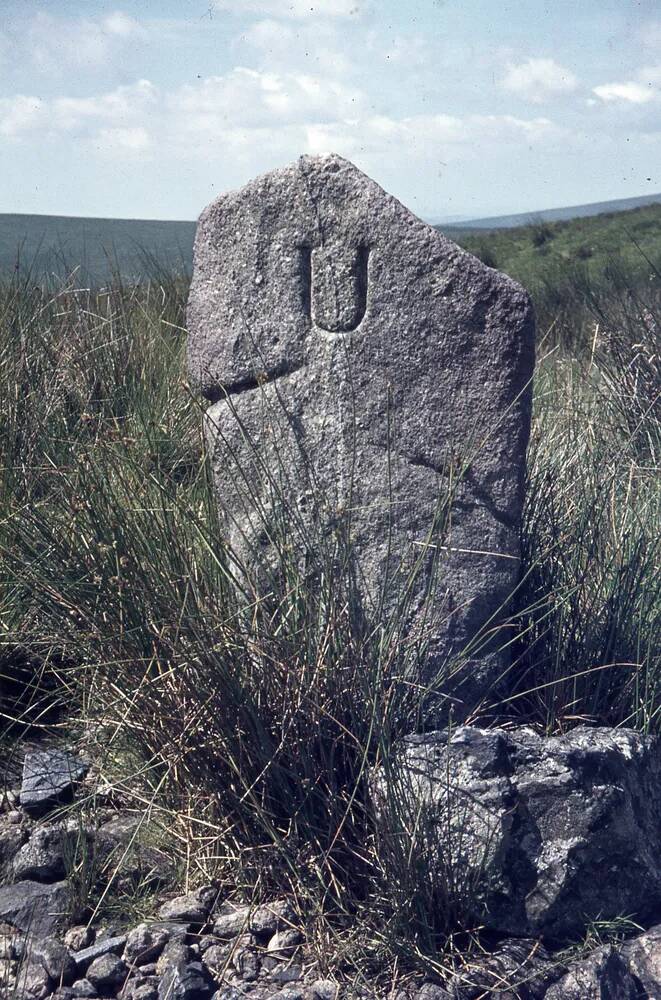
0;207;659;983
451;202;661;347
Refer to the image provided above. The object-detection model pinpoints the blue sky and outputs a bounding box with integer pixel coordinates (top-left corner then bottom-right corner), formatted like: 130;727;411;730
1;0;660;221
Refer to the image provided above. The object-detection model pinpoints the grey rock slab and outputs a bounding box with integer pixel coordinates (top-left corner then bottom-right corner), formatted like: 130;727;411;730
0;879;71;937
73;935;127;971
187;154;535;716
371;725;661;941
20;750;88;817
544;946;638;999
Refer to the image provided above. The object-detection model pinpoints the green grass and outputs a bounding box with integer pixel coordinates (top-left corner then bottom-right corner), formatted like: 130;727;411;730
451;202;661;348
0;216;659;985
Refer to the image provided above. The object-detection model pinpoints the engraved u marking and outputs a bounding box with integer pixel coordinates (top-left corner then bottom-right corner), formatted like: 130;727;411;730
300;243;369;333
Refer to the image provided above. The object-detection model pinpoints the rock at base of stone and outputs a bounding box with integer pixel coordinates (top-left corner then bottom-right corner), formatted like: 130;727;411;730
370;724;661;942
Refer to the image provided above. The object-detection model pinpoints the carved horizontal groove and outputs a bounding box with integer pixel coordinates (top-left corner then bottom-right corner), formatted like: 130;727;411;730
202;360;305;403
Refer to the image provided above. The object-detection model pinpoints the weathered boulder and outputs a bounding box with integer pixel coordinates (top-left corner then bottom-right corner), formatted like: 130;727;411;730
20;750;88;817
620;922;661;997
0;879;71;937
187;154;534;714
544;946;638;999
371;725;661;941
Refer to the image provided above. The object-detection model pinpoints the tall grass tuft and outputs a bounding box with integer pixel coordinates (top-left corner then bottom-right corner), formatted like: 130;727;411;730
0;250;659;980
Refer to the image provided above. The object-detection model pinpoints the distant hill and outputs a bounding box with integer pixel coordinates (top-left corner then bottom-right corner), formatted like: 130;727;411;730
1;190;661;284
442;192;661;231
0;213;195;285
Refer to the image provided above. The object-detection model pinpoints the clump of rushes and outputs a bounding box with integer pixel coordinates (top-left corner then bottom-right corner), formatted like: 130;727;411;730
0;248;659;985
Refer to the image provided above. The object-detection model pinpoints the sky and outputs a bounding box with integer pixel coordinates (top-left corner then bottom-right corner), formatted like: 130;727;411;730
0;0;660;222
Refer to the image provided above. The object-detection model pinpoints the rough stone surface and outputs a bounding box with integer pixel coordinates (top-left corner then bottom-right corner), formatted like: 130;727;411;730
16;957;52;999
0;880;71;938
20;751;88;817
187;154;535;714
124;924;170;967
31;937;76;986
620;922;661;997
157;961;215;1000
544;946;638;999
249;901;296;939
158;887;217;924
70;979;97;998
211;904;250;940
73;934;127;971
85;952;127;991
371;724;661;941
12;825;77;883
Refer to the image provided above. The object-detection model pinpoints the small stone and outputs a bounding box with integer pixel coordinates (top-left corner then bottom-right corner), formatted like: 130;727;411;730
86;952;128;991
73;934;127;971
20;749;88;817
310;981;338;1000
12;824;70;882
71;979;98;998
156;940;190;976
31;936;76;985
121;977;159;1000
64;926;94;952
266;929;302;959
249;901;296;939
124;924;169;966
159;886;217;924
211;904;251;939
201;944;231;976
7;810;22;824
158;961;215;1000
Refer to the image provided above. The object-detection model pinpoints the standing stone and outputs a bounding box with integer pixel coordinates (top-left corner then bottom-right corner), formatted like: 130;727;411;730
187;154;534;713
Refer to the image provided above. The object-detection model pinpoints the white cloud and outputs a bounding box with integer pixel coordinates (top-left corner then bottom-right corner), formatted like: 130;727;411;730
0;95;44;138
213;0;367;17
0;81;157;139
0;71;560;189
502;57;579;103
24;10;144;72
169;68;365;128
593;65;661;104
